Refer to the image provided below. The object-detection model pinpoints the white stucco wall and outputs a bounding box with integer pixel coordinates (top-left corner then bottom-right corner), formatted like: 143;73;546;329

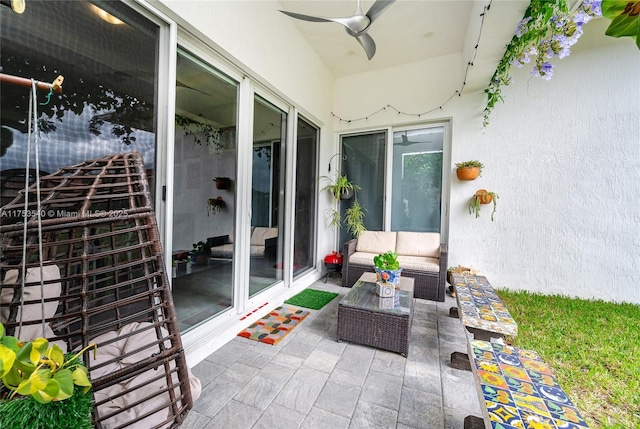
333;18;640;304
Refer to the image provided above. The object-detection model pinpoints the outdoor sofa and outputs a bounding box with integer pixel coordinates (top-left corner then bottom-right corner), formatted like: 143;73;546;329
208;226;278;269
342;230;448;302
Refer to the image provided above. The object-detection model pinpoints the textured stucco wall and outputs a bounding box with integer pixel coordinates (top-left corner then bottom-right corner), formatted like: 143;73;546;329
333;18;640;303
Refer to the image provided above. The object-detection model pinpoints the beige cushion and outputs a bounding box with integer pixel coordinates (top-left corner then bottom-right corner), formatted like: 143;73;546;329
395;232;440;259
250;245;266;258
210;243;234;258
396;255;440;273
347;251;377;267
227;227;235;243
250;227;278;246
1;264;66;351
355;231;397;255
91;322;202;429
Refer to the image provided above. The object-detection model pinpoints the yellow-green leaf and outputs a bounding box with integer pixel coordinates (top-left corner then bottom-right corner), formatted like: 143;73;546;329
16;368;50;396
53;369;74;400
72;365;92;388
45;344;65;368
0;344;16;377
2;367;22;389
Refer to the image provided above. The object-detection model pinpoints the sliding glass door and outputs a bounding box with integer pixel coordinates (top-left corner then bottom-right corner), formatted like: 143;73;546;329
171;50;238;331
391;127;444;232
293;117;318;276
340;125;445;241
250;97;285;297
339;132;386;246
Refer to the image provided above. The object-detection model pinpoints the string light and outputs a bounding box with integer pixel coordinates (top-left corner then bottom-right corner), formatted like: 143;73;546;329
331;1;492;124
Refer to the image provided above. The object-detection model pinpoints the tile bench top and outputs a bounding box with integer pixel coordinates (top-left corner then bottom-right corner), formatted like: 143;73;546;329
468;339;589;429
453;274;518;337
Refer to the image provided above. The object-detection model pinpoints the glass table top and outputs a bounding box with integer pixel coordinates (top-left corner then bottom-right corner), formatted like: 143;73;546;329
339;278;412;315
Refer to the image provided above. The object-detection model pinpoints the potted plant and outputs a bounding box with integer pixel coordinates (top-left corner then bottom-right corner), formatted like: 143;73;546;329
373;250;402;289
469;189;499;221
455;160;484;181
321;174;366;238
321;174;361;200
207;196;226;216
0;322;94;429
213;177;231;190
344;199;366;238
191;240;211;264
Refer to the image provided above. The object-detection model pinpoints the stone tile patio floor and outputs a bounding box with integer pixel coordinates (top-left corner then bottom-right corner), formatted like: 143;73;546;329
183;277;481;428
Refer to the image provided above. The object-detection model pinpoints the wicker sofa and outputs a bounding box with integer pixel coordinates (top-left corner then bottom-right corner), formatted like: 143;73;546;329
342;231;448;302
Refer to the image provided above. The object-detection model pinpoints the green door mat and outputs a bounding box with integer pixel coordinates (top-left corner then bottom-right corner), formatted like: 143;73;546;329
285;288;338;310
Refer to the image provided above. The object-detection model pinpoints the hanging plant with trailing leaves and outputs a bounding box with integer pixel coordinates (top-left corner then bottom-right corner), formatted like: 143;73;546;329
483;0;602;126
175;115;221;152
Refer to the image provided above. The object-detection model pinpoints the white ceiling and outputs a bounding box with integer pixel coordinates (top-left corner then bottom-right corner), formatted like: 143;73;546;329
277;0;528;89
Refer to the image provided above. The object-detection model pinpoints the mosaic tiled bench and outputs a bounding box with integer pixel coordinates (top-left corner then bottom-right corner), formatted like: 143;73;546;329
464;339;590;429
450;274;518;370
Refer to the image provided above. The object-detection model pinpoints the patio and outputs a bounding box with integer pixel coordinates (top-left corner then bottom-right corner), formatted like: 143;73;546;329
183;277;481;429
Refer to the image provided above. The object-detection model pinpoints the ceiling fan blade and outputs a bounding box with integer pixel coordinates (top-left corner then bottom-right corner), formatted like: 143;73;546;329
279;10;334;24
366;0;396;23
355;33;376;60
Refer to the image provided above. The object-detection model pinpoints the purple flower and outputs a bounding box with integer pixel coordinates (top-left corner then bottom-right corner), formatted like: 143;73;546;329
532;62;554;80
582;0;602;16
516;16;532;37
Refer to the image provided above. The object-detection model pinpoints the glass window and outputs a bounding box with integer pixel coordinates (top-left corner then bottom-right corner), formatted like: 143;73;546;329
391;127;444;232
1;1;159;205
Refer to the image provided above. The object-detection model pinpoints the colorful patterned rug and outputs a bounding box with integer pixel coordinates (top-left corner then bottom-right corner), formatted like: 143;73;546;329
237;306;310;345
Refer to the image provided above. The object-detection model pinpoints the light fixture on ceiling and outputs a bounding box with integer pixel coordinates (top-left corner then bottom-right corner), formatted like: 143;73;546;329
1;0;25;14
91;4;124;25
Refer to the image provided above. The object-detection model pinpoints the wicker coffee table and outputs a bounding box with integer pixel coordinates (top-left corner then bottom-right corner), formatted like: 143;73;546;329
337;272;414;356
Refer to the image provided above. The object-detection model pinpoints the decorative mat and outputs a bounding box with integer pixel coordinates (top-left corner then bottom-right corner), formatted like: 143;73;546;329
237;306;310;345
284;288;338;310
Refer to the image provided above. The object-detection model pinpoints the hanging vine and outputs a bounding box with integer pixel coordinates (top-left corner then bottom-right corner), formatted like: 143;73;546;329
483;0;602;126
175;115;221;152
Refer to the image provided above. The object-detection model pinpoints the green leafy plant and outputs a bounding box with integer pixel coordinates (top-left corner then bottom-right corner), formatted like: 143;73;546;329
175;115;221;152
0;322;93;404
321;174;361;200
602;0;640;48
373;251;400;271
192;240;211;255
321;174;366;237
455;160;484;170
469;190;499;221
344;200;366;238
207;196;225;216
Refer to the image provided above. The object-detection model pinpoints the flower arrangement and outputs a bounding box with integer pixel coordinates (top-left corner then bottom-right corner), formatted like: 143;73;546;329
483;0;602;126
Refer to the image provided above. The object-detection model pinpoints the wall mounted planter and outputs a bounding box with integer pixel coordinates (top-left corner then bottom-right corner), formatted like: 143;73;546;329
456;167;481;181
214;177;231;190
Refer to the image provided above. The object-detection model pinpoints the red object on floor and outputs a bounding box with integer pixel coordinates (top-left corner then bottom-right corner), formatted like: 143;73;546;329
324;251;343;265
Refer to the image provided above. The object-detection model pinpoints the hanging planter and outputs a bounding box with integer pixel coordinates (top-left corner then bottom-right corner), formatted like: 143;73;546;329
455;160;483;181
469;189;499;221
207;196;226;215
213;177;231;190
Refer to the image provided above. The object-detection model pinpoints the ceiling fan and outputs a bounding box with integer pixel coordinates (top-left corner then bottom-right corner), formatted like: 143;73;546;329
279;0;396;60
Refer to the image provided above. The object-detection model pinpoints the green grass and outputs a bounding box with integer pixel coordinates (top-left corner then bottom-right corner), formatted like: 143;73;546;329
285;288;338;310
497;289;640;429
